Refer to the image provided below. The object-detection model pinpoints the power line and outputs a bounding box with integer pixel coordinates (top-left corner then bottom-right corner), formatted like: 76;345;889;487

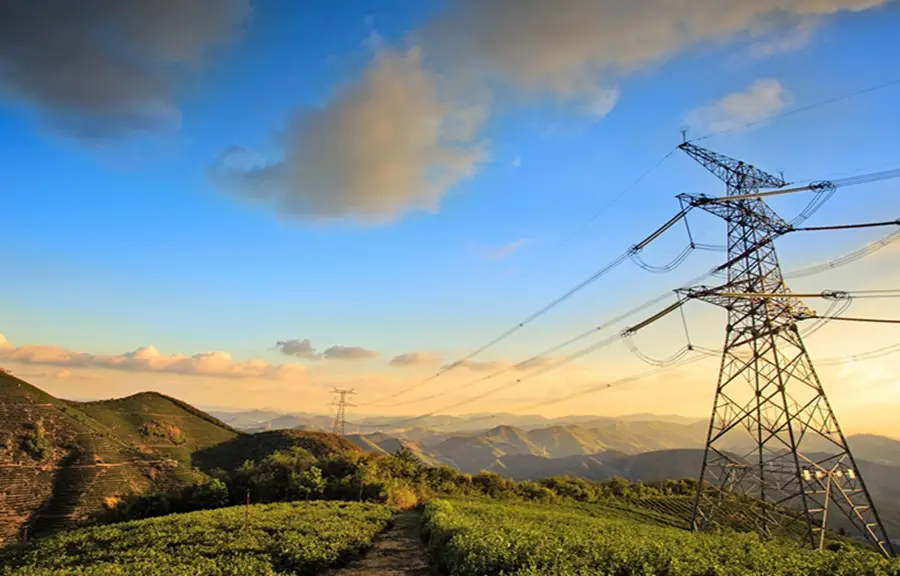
804;315;900;325
364;162;898;431
367;192;897;410
501;148;677;291
361;204;699;407
784;229;900;279
389;352;713;432
817;342;900;366
689;77;900;142
359;332;624;428
368;269;714;409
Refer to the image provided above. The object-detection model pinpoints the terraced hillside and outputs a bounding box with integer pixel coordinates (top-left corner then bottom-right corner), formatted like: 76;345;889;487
0;374;237;544
72;392;239;465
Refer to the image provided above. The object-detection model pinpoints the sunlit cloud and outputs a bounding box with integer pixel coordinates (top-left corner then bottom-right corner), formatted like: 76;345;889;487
211;48;487;223
0;333;305;381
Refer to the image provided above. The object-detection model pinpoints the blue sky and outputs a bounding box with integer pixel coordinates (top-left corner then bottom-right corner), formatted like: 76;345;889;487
1;1;899;425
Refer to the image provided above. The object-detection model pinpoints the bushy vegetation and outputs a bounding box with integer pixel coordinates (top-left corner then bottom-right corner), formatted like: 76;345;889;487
423;498;900;576
138;420;186;444
0;501;392;575
19;420;52;460
102;440;707;526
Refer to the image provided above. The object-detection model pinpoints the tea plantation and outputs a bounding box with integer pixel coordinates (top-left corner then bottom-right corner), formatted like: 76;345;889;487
0;501;392;575
422;498;900;576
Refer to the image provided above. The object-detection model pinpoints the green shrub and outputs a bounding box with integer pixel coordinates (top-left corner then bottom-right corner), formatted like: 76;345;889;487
19;420;52;460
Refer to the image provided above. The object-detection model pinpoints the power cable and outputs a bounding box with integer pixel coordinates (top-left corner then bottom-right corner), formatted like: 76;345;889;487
370;265;720;409
501;148;677;292
359;332;623;428
784;229;900;279
816;342;900;366
364;164;898;410
361;205;699;407
804;315;900;325
414;352;714;431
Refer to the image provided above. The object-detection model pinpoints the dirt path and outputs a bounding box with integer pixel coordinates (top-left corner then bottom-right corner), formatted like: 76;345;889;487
326;509;437;576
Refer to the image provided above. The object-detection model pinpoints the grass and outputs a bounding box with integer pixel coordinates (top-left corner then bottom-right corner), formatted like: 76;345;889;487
0;501;393;575
423;498;900;576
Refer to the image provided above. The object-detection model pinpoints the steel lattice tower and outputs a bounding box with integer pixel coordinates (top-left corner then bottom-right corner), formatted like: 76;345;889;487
677;142;894;556
331;388;355;436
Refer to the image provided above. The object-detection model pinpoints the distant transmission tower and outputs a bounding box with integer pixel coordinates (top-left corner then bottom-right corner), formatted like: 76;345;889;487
330;388;355;436
677;142;894;556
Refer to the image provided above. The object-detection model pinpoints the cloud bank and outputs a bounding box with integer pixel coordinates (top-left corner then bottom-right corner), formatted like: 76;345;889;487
208;0;884;222
0;334;305;381
418;0;884;106
0;0;251;140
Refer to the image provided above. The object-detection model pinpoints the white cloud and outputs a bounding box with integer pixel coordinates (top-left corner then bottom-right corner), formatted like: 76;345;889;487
211;48;488;223
685;78;794;133
511;155;522;168
0;335;306;381
362;14;383;51
583;88;621;118
481;239;529;261
389;351;443;367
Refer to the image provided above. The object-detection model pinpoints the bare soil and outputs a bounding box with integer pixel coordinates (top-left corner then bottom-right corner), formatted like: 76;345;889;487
325;509;438;576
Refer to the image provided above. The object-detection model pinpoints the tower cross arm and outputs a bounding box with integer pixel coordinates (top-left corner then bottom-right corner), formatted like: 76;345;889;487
679;142;788;190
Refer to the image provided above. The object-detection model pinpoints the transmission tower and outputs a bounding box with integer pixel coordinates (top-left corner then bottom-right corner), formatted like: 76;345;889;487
330;388;355;436
677;142;894;556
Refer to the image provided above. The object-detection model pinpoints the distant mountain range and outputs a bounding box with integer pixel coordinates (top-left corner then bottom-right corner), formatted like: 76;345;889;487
207;409;706;434
6;379;899;547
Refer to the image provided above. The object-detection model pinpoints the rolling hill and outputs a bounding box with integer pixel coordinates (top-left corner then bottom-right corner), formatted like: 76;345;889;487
0;373;239;543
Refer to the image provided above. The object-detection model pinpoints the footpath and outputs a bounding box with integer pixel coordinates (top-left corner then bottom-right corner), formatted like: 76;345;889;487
325;509;437;576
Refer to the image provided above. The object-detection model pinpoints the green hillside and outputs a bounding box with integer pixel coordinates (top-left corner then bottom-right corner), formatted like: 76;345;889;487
0;375;237;544
71;392;239;464
192;429;361;472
